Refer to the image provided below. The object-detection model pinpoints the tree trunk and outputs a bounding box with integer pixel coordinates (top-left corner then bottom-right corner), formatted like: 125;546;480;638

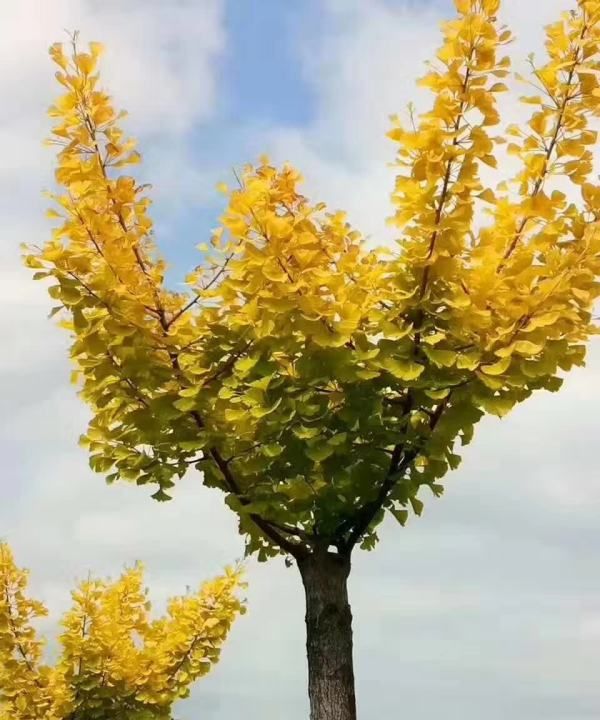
298;550;357;720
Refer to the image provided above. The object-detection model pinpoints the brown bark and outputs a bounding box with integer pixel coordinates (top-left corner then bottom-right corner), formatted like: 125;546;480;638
298;550;356;720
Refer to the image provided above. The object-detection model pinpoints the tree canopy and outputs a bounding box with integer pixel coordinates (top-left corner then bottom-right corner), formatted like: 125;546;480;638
25;0;600;563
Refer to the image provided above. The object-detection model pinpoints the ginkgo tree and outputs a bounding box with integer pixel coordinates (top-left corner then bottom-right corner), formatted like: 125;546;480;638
26;0;600;718
0;543;244;720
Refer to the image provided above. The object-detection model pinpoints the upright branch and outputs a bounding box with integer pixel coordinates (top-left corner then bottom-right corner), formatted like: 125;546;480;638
389;0;512;313
493;0;600;267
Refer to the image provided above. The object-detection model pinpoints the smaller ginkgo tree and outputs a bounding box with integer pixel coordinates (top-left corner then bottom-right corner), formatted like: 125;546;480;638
0;543;245;720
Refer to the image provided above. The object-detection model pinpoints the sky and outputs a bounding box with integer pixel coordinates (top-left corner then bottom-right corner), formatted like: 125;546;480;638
1;0;600;718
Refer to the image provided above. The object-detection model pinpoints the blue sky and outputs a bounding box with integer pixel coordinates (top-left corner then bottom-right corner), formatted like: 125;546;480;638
1;1;600;719
145;0;322;282
222;0;316;126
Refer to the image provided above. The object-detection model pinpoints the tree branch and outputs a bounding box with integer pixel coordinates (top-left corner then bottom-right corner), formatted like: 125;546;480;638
500;16;588;266
338;393;451;554
208;443;309;558
166;252;235;329
187;410;309;558
339;448;417;555
1;575;43;689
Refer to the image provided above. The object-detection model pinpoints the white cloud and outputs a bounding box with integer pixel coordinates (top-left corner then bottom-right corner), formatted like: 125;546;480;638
1;0;224;132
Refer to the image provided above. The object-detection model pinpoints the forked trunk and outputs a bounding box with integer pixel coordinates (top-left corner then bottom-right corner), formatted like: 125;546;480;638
298;550;356;720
